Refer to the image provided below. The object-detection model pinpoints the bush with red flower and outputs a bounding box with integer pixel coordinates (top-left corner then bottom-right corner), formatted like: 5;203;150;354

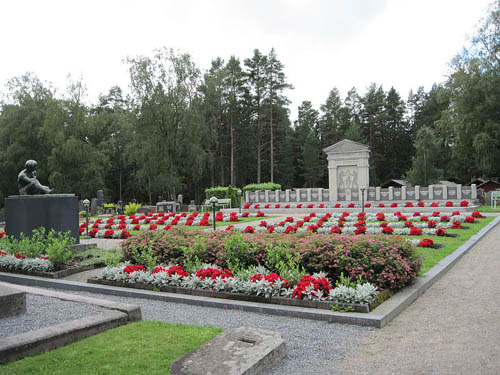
124;264;146;274
381;226;394;235
460;200;469;207
419;238;434;248
291;274;332;299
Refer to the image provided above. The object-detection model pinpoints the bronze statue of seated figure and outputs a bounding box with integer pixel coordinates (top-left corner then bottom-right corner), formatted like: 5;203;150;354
17;160;53;195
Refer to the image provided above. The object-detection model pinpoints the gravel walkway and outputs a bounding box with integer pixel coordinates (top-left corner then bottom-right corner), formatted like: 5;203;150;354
339;219;500;374
0;294;107;339
55;288;372;374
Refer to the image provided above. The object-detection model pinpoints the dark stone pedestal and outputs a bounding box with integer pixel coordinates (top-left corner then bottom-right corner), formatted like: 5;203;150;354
5;194;79;244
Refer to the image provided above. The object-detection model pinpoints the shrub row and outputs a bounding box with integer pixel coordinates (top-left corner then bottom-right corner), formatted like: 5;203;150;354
121;229;422;291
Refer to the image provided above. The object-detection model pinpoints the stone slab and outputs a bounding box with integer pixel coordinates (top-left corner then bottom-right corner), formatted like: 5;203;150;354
5;194;79;244
171;327;286;375
0;310;128;364
0;285;26;318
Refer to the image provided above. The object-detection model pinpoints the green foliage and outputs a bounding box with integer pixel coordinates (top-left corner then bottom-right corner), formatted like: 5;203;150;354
330;304;354;312
45;229;75;266
124;202;142;215
102;248;122;267
204;185;239;208
131;244;158;269
242;183;281;192
265;241;305;285
405;126;443;186
78;210;86;217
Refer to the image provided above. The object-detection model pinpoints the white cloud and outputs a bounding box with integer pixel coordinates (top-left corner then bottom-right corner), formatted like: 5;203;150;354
0;0;491;119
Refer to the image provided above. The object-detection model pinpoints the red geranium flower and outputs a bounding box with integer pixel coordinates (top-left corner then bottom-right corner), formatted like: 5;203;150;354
460;200;469;207
419;238;434;247
225;225;235;231
435;227;446;236
382;226;394;235
417;202;425;207
347;203;355;208
124;264;146;274
410;227;423;236
244;226;255;233
391;202;398;208
243;203;251;209
330;226;342;234
445;201;453;207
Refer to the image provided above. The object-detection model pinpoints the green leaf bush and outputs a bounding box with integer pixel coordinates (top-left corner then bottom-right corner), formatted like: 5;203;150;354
204;186;239;208
242;183;281;192
124;202;142;215
121;229;422;291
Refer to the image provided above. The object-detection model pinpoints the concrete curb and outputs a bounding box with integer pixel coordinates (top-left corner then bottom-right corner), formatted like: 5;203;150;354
0;310;129;364
0;216;497;328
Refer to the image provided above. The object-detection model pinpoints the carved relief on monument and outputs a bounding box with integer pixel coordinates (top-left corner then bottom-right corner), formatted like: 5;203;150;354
337;166;358;190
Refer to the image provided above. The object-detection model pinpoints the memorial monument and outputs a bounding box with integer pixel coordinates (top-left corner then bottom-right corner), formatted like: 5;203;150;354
323;139;370;203
5;160;79;243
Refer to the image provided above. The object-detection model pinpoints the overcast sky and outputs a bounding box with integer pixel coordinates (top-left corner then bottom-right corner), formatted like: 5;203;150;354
0;0;491;120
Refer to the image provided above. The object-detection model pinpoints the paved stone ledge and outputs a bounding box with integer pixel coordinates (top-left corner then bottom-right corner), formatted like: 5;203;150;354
0;282;141;322
0;310;128;364
0;285;26;318
171;327;287;375
0;215;497;329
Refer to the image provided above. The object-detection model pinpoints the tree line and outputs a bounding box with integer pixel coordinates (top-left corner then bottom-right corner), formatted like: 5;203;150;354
1;1;499;206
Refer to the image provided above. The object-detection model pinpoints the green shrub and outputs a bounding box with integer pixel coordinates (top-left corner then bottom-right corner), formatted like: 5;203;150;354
45;229;75;266
242;183;281;192
124;202;142;215
204;186;240;208
79;210;87;217
104;203;116;208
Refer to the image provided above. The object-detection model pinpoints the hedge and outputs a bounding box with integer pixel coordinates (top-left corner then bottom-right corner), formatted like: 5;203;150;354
204;186;239;208
242;183;281;192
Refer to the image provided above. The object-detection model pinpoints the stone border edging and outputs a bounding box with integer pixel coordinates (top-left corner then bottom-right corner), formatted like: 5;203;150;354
0;310;129;364
0;216;497;328
0;282;142;364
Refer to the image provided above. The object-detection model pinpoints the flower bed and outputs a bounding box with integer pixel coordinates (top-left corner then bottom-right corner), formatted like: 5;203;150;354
243;200;472;210
92;263;379;312
121;230;422;292
80;211;265;238
225;210;484;238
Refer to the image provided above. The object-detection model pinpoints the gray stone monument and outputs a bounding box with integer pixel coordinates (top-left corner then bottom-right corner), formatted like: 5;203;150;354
323;139;370;203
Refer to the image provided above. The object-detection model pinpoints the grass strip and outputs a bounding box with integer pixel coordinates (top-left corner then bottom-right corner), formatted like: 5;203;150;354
0;321;222;375
413;216;495;274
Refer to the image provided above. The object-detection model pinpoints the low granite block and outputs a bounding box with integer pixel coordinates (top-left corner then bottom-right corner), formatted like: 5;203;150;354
0;285;26;319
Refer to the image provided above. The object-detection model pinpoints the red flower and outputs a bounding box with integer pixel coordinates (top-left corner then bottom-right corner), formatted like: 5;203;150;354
307;204;314;208
440;215;450;222
285;225;295;234
378;203;385;208
430;202;438;207
413;212;421;217
460;200;469;207
243;203;251;209
292;275;332;299
297;204;303;208
153;265;188;278
445;201;453;207
464;216;475;223
119;230;130;239
471;211;483;219
410;227;423;236
104;229;114;238
330;226;342;234
225;225;235;231
364;203;371;208
275;204;281;208
319;204;325;208
391;202;398;208
241;211;250;217
376;212;385;221
285;204;291;208
427;220;437;228
335;203;341;208
0;250;7;255
164;225;172;231
417;202;425;207
267;225;275;233
432;211;440;217
404;221;413;228
435;228;446;236
148;224;158;230
89;228;99;238
15;253;25;259
124;264;146;274
354;226;366;235
347;203;355;208
405;202;414;207
259;220;267;227
382;226;394;235
244;226;255;233
420;216;429;222
254;204;260;209
419;238;434;247
256;211;265;217
452;211;461;216
379;221;388;228
451;220;463;229
307;224;318;233
265;204;270;209
196;267;233;280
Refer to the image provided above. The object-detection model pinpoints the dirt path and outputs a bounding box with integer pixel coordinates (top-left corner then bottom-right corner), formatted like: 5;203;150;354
339;220;500;375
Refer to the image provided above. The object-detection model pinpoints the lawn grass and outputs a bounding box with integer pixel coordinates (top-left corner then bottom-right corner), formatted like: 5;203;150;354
413;215;495;274
73;247;121;266
0;321;222;375
476;204;500;213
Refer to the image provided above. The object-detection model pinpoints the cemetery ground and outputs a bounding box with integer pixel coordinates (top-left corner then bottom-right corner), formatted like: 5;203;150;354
0;210;499;373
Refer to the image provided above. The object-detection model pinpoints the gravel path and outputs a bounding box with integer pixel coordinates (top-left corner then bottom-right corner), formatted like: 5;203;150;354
338;219;500;374
58;288;372;374
0;294;107;339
